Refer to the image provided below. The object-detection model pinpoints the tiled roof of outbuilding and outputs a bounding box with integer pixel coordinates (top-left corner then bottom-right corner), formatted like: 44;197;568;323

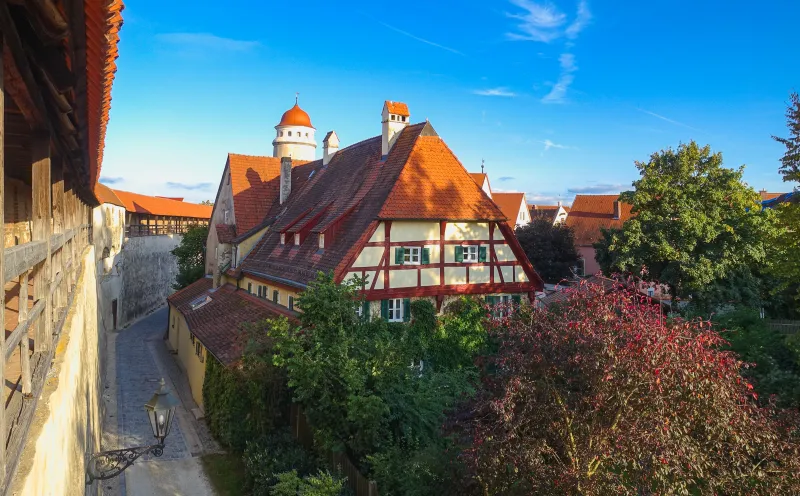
566;195;633;246
216;224;237;244
94;183;125;207
385;101;410;116
168;279;298;366
113;189;212;219
491;192;525;223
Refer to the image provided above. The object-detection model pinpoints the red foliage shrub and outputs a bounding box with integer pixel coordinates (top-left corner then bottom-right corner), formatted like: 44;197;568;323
459;281;800;495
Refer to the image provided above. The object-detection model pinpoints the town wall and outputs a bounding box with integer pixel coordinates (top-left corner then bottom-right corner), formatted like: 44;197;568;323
118;234;182;326
13;247;103;495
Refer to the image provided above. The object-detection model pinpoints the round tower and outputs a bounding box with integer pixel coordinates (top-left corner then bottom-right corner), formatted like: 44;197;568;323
272;97;316;161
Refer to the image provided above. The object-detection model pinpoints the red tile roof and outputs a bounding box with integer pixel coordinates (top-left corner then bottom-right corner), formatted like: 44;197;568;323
157;196;184;201
379;136;505;220
94;183;125;207
85;0;124;190
240;122;529;288
227;154;310;234
216;224;236;244
385;101;410;116
469;172;490;190
759;191;785;201
566;195;633;246
491;192;525;223
168;279;298;366
112;189;213;219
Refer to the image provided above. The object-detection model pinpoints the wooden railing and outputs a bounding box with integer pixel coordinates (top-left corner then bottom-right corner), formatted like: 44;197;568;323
290;404;378;496
767;320;800;335
0;223;90;493
125;222;206;237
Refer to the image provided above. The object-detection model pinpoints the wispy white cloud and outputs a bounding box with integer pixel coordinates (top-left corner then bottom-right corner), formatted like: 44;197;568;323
498;176;516;182
568;183;626;194
99;176;124;185
156;33;260;51
506;0;591;43
537;138;569;150
542;53;577;103
378;21;464;55
565;0;592;39
473;87;517;97
166;181;214;191
637;108;702;132
527;192;570;205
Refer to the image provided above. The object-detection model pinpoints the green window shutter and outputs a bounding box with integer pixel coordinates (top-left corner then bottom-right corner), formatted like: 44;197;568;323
247;282;252;294
421;247;430;265
381;300;389;320
395;247;405;265
512;295;522;306
485;295;496;305
455;245;464;263
363;301;370;320
403;298;411;322
479;245;487;262
289;296;294;311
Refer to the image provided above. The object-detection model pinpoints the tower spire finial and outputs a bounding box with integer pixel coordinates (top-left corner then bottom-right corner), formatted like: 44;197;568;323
481;159;485;174
295;92;299;105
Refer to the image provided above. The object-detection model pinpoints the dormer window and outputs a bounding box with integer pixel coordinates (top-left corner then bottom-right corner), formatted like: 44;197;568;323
318;233;325;250
280;233;286;245
294;235;301;246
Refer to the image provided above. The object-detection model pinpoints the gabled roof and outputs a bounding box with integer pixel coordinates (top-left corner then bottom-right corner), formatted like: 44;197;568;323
759;191;785;201
94;183;125;207
240;122;506;287
385;101;410;116
227;153;311;234
491;192;525;223
762;191;795;209
168;278;298;366
112;189;212;218
566;194;633;246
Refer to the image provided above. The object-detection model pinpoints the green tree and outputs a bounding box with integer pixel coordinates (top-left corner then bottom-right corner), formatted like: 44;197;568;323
772;92;800;184
200;200;214;206
594;141;772;304
515;217;580;283
171;224;208;289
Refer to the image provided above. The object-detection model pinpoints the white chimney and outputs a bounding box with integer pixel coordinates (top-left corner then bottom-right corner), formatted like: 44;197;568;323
323;131;339;166
280;157;292;204
381;100;410;158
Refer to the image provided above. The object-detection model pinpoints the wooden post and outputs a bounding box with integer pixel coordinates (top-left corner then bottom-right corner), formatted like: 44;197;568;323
0;34;7;482
18;271;30;396
52;161;64;312
31;132;52;352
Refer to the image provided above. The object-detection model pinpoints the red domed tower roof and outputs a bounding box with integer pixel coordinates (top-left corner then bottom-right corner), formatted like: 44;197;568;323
278;103;314;128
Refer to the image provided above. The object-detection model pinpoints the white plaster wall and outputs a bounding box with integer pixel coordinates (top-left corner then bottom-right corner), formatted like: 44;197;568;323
445;222;489;241
369;223;385;243
420;268;440;286
118;234;182;326
445;266;467;285
470;265;491;284
15;247;102;495
352;246;384;268
273;125;317;161
206;165;234;276
390;270;417;288
494;244;517;262
391;221;440;242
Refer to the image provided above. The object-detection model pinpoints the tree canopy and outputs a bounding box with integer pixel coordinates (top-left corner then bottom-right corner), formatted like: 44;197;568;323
772;92;800;184
593;141;774;304
459;282;800;495
516;217;580;283
171;224;208;289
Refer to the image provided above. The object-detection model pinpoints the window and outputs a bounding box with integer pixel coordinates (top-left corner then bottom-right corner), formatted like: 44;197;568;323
391;115;396;121
280;131;284;137
305;133;309;137
288;296;294;311
231;246;238;268
486;294;521;318
456;245;486;263
247;282;252;294
404;247;421;265
463;245;478;263
318;233;325;250
280;233;286;245
387;298;403;322
273;290;279;305
195;341;204;362
224;210;229;223
227;173;230;185
401;116;406;122
190;332;196;345
288;131;292;137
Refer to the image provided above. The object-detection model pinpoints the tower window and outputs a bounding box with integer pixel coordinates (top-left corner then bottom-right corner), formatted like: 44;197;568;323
288;131;292;137
402;116;406;122
280;131;284;137
305;133;308;137
391;115;396;121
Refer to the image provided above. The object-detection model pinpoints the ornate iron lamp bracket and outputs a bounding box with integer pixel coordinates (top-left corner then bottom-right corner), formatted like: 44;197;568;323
86;444;164;484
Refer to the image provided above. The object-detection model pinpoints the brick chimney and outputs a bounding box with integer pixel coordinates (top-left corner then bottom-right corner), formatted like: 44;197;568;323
280;157;292;204
323;131;339;166
613;200;621;220
381;100;410;159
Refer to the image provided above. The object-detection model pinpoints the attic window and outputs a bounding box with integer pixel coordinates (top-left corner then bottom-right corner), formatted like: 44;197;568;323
280;233;286;245
190;295;212;310
318;233;325;250
294;235;301;246
280;131;284;137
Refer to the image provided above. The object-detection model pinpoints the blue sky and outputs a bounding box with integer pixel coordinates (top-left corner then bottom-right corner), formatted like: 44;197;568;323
100;0;799;204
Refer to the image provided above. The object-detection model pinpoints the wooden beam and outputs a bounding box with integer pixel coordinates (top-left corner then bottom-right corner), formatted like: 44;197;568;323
0;3;47;127
52;160;65;309
0;33;7;483
18;271;31;396
31;132;52;352
4;299;43;361
3;240;46;284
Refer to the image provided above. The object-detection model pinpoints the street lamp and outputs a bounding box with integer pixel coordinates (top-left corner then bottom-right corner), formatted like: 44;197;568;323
86;378;180;484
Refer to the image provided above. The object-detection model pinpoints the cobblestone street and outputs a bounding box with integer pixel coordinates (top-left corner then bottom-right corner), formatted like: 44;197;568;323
99;306;219;495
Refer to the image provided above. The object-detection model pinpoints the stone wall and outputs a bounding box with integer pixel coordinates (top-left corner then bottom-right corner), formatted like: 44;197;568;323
118;234;182;326
13;246;103;495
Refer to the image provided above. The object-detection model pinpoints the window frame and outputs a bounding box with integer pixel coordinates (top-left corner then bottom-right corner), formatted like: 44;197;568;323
463;245;479;263
403;247;421;265
387;298;403;322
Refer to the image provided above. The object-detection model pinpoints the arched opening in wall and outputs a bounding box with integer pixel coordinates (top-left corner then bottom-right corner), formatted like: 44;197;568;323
101;247;110;259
